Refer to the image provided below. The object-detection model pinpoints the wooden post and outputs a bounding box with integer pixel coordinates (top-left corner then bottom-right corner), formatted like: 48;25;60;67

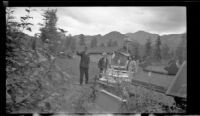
92;74;98;101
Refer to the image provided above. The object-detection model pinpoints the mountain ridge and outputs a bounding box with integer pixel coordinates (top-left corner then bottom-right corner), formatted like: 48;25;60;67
72;30;186;51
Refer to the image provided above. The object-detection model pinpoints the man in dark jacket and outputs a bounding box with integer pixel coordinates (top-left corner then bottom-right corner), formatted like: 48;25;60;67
98;52;109;78
76;46;90;85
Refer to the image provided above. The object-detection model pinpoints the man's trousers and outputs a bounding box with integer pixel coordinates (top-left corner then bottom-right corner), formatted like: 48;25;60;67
80;67;89;84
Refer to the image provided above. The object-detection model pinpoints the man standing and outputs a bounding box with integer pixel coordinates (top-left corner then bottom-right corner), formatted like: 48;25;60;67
76;46;90;85
127;56;137;78
98;52;109;78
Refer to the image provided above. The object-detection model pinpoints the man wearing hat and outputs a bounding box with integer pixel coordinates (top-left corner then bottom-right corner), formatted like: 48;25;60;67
76;46;90;85
98;52;109;78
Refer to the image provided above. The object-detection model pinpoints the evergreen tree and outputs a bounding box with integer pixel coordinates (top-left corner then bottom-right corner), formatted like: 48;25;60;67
182;33;187;61
40;9;61;55
70;38;76;52
90;37;97;48
170;50;175;59
134;44;140;59
128;42;140;59
145;37;152;57
100;43;105;47
176;33;187;63
6;8;46;112
65;35;72;50
154;35;162;61
6;7;34;73
79;34;86;46
112;41;118;47
58;30;67;52
107;39;112;47
161;44;170;60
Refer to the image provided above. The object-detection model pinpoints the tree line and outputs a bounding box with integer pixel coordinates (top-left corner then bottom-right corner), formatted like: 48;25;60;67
61;34;119;52
122;34;186;64
143;35;186;63
68;33;186;63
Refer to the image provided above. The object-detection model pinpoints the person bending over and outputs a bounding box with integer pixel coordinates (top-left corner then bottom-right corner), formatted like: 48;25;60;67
98;52;109;78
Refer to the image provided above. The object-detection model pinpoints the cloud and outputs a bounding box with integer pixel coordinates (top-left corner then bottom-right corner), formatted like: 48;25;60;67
56;7;149;35
9;7;186;36
138;7;186;34
58;7;92;24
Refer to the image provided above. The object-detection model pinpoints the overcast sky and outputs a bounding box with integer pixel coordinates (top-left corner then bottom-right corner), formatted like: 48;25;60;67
9;7;186;36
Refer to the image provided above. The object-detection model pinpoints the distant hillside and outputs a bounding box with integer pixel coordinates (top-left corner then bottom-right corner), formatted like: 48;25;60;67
84;34;102;45
161;33;185;51
72;31;186;54
98;31;126;47
73;34;102;47
125;30;159;45
125;30;186;51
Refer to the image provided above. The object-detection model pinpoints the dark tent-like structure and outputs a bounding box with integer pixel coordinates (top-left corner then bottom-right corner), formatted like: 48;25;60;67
164;60;179;75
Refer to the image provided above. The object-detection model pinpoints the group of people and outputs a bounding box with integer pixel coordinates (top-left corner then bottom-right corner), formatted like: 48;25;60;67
76;46;138;85
98;52;139;79
75;46;184;87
